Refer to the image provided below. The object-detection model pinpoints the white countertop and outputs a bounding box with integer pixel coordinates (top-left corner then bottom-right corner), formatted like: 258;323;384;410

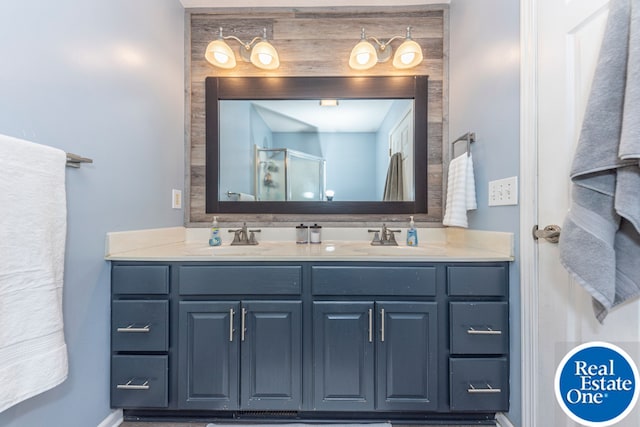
105;227;514;262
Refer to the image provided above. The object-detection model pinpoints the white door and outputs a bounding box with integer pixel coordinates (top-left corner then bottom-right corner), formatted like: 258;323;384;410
523;0;640;426
389;107;414;200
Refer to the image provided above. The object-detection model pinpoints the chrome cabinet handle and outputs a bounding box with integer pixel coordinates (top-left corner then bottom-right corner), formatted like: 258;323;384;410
241;308;247;341
117;380;150;390
467;384;501;394
368;309;373;343
380;308;385;342
467;327;502;335
116;324;150;333
229;308;235;342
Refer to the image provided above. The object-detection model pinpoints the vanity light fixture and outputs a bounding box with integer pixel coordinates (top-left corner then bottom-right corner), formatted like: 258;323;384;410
319;99;339;107
349;26;423;70
205;27;280;70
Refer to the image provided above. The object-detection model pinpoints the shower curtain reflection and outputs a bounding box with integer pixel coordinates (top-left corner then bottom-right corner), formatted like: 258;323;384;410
255;146;326;201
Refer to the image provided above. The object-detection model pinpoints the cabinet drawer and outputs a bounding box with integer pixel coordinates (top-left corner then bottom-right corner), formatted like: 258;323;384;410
112;265;169;295
112;300;169;352
449;357;508;412
450;302;508;355
447;266;507;296
179;265;301;295
312;266;436;296
111;355;168;408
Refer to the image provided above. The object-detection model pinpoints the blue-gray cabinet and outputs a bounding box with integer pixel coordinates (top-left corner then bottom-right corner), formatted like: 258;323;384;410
312;301;438;411
178;300;302;410
110;260;509;422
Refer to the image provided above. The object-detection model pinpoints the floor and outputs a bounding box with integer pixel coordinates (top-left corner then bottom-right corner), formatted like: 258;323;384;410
120;423;494;427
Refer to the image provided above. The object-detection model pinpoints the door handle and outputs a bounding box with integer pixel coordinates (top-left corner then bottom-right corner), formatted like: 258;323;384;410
532;224;561;243
380;308;385;342
368;309;373;343
229;308;235;342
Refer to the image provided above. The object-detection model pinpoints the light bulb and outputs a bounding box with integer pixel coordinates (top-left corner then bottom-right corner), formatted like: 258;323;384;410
214;52;230;64
400;52;415;65
356;52;370;65
258;53;273;65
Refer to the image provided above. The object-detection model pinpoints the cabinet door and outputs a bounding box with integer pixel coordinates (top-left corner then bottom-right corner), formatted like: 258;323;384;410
178;301;239;410
376;301;438;411
241;301;302;410
312;301;374;410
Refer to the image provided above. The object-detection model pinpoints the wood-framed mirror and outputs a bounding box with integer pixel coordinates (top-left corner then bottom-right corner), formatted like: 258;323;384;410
205;75;428;214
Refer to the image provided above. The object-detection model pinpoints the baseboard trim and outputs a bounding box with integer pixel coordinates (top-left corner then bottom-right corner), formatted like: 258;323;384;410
97;409;123;427
495;412;515;427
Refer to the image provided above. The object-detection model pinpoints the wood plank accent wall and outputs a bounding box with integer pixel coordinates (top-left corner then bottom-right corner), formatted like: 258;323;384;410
187;5;448;226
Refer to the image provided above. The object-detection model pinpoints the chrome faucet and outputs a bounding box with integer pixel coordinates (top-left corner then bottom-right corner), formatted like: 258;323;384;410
368;224;401;246
229;223;261;245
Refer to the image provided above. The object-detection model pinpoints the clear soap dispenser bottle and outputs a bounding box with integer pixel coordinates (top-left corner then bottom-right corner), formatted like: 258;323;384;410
209;216;222;246
407;216;418;246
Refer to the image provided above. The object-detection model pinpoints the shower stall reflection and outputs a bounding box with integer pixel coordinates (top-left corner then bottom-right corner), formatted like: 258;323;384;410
255;147;326;201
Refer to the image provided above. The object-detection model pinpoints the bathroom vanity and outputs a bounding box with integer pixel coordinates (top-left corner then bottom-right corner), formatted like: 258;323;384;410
107;227;513;423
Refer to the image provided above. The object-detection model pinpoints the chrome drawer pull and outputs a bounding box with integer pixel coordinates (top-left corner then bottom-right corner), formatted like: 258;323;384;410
467;327;502;335
380;308;385;342
467;383;501;394
116;324;150;333
116;380;150;390
368;309;373;343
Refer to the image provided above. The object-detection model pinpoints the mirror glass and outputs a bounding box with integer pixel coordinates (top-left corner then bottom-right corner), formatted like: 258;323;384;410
205;76;428;215
219;99;414;203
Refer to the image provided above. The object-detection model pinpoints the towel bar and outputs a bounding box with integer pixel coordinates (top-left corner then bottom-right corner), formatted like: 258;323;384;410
66;152;93;168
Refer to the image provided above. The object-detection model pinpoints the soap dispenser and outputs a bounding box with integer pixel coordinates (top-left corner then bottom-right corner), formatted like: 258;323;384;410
406;216;418;246
209;216;222;246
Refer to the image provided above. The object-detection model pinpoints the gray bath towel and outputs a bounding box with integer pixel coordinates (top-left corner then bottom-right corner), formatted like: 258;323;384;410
383;152;404;201
559;0;640;322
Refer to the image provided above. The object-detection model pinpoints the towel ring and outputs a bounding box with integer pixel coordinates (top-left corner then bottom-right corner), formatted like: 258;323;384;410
450;132;475;162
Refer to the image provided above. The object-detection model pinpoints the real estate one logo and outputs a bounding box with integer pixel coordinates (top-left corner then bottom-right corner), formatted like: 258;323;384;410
555;341;639;426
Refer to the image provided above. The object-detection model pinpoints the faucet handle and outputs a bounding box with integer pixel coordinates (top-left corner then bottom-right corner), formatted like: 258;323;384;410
228;229;242;244
368;229;382;245
248;229;261;245
387;229;401;245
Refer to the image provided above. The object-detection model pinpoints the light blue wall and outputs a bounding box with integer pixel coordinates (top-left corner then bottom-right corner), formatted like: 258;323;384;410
449;0;521;424
0;1;184;426
220;102;253;196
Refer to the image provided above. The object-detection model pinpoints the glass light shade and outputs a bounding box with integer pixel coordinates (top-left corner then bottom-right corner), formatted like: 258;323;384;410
349;40;377;70
250;40;280;70
392;39;423;69
205;39;236;69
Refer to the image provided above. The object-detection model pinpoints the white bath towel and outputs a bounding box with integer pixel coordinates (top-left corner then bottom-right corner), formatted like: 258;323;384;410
443;153;477;228
0;134;68;412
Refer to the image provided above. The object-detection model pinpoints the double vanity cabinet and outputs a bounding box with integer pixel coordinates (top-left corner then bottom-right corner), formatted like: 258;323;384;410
110;258;510;422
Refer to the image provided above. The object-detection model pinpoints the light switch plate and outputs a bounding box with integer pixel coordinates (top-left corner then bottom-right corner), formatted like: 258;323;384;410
488;176;518;206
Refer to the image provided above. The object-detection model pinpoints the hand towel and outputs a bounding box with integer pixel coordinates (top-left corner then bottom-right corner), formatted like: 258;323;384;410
559;0;640;322
383;152;404;201
237;192;255;201
0;134;68;412
443;153;477;228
